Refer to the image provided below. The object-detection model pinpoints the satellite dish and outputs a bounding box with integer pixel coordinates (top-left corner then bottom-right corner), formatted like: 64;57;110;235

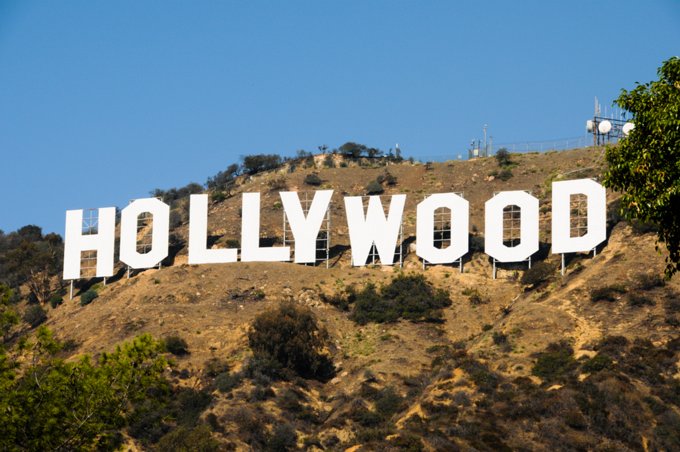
622;122;635;136
586;120;594;132
598;120;612;134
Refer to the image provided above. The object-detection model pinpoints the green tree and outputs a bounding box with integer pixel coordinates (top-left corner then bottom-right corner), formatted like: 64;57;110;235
0;284;18;341
241;154;283;175
339;142;367;158
0;328;168;450
604;57;680;278
247;301;334;380
495;148;511;167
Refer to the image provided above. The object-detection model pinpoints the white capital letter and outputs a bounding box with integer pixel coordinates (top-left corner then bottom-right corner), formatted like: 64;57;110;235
188;194;237;264
241;192;290;262
63;207;116;279
552;179;606;254
280;190;333;263
344;195;406;266
119;198;169;269
485;191;539;262
416;193;469;264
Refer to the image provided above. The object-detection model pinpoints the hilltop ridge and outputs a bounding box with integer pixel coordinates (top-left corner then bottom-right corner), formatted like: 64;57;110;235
13;147;680;450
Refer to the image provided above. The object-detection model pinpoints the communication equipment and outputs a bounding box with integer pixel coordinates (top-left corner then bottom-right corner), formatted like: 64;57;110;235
598;120;612;134
622;122;635;136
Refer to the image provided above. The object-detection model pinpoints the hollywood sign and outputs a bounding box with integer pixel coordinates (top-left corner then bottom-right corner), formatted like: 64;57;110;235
62;178;606;280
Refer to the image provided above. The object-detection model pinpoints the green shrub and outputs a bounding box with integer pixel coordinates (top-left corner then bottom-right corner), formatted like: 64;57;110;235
582;354;613;373
376;171;397;186
492;332;509;347
374;386;405;419
23;304;47;328
214;371;242;393
277;388;304;413
210;191;227;203
389;433;424;451
590;284;627;302
242;154;283;175
520;261;555;287
247;301;334;380
176;388;212;426
323;154;335;168
156;425;220;452
204;358;229;377
80;289;98;306
629;293;655;306
49;294;63;309
164;335;189;356
462;288;488;305
635;273;665;290
267;176;287;192
497;169;513;181
350;274;451;324
304;173;323;186
531;341;577;382
266;423;297;451
365;180;384;195
495;148;512;167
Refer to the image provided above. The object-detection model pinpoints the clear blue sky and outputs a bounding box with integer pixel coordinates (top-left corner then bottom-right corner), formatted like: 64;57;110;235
1;1;678;235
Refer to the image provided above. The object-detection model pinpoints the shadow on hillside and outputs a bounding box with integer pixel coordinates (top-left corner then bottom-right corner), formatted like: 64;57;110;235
328;244;351;267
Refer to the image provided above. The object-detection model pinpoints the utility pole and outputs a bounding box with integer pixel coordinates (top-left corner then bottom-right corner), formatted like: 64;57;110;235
483;124;488;157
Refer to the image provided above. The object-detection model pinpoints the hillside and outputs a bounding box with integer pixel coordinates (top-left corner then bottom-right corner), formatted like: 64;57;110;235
14;148;680;450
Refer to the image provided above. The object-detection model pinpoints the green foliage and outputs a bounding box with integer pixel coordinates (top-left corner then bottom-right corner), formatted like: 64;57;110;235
531;341;577;382
304;172;323;186
215;371;242;393
266;423;297;451
603;57;680;278
206;163;239;196
267;175;288;191
0;284;18;341
156;425;220;452
23;304;47;328
164;335;189;356
374;386;405;419
635;272;665;290
49;293;63;309
629;293;655;307
590;284;627;302
365;180;384;195
496;168;513;181
0;226;63;303
0;329;167;451
462;287;488;305
210;190;227;203
80;289;98;306
520;261;556;287
323;154;335;168
582;354;613;373
339;142;367;158
247;301;334;380
495;148;512;167
376;170;397;186
151;183;203;205
128;386;213;446
242;154;283;175
348;274;452;324
492;332;509;347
